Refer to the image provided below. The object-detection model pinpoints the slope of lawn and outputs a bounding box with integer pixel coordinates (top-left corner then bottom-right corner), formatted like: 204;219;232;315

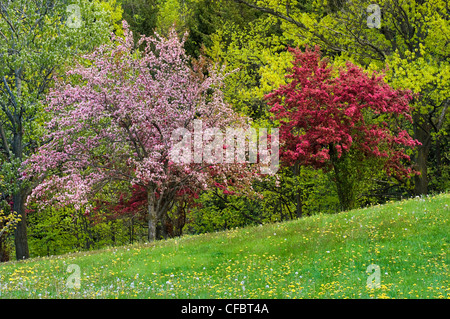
0;193;449;299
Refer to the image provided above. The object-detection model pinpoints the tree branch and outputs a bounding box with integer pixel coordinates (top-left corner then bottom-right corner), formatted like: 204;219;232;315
0;99;16;131
2;76;17;109
229;0;342;52
0;121;10;157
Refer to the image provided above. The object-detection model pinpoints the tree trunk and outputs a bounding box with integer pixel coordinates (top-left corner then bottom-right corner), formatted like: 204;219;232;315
12;126;30;260
412;113;431;196
333;174;355;211
414;144;429;195
436;135;442;179
147;189;157;242
13;191;29;260
329;145;355;211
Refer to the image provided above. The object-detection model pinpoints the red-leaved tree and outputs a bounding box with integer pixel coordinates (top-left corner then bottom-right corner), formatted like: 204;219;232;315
25;21;259;241
266;47;420;210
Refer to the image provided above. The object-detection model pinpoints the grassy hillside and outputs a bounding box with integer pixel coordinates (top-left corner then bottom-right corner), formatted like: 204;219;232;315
0;193;449;299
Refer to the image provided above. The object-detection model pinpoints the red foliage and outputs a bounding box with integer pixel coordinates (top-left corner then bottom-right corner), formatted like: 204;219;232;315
266;46;420;179
90;183;201;235
89;185;147;224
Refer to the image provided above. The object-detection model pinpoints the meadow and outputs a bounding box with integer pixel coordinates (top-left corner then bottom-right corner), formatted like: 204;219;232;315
0;193;448;299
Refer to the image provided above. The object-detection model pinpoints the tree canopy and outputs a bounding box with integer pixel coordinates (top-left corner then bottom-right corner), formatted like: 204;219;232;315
0;0;448;261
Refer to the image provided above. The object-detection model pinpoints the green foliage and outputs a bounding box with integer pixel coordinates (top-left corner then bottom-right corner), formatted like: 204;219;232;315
0;209;21;262
183;0;263;57
98;0;125;36
27;205;147;257
0;0;122;161
121;0;159;40
0;210;21;239
329;148;400;211
187;166;342;234
156;0;188;34
187;190;263;233
0;156;23;196
207;14;294;121
253;166;341;219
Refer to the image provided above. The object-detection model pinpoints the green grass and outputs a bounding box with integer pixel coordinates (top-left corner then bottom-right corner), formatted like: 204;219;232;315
0;193;449;299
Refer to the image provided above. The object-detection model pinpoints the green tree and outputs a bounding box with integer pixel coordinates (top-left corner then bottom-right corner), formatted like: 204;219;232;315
0;0;121;260
121;0;159;41
183;0;262;57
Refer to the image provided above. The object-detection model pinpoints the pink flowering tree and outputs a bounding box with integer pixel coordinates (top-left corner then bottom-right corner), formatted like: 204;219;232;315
26;21;259;241
266;47;420;211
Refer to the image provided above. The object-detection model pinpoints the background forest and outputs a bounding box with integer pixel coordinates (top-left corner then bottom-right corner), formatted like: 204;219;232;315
0;0;449;261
